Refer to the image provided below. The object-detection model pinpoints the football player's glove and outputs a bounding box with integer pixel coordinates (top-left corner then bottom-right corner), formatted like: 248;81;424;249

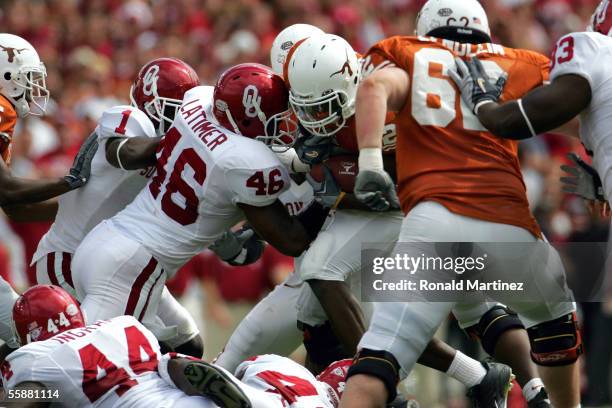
306;164;342;208
561;152;606;202
354;169;400;212
295;130;335;165
64;131;98;189
209;225;265;266
449;57;507;114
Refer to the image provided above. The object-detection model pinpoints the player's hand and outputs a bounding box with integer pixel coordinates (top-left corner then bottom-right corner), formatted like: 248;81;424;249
295;133;334;165
209;225;265;266
273;147;311;174
354;169;400;212
561;152;606;202
306;164;342;208
449;57;507;114
64;131;99;189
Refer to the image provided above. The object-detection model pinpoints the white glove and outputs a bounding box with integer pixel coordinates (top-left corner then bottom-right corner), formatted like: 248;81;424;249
273;147;310;174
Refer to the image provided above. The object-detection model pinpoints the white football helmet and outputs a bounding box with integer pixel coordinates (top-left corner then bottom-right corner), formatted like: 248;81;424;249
287;34;360;137
0;33;49;117
270;24;324;74
416;0;491;43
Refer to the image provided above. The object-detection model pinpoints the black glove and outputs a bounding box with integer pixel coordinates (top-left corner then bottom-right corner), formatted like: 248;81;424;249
305;165;342;208
209;225;265;266
561;152;606;202
64;131;99;190
294;126;334;165
354;169;400;212
449;57;507;114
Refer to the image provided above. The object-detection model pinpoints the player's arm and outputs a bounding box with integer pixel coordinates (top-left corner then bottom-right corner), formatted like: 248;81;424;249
475;74;591;140
239;199;327;257
2;200;59;222
105;136;161;170
0;132;98;208
8;382;50;408
354;67;408;211
356;67;408;150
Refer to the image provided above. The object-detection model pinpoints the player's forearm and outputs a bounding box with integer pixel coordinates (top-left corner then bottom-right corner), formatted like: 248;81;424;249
355;78;387;150
2;199;59;222
0;176;70;207
106;137;161;170
477;102;534;140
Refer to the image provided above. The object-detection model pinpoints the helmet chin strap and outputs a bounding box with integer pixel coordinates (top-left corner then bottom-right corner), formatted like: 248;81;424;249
225;109;242;135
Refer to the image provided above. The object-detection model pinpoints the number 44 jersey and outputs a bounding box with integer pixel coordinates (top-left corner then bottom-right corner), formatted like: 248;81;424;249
110;86;290;275
366;36;549;238
0;316;177;407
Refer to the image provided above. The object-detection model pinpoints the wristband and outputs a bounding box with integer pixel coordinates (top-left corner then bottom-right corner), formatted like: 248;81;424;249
517;99;537;137
115;138;130;170
358;148;384;171
474;100;494;115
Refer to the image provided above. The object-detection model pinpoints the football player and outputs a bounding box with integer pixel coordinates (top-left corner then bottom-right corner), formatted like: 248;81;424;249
0;33;95;211
343;1;580;407
0;33;96;359
2;285;346;408
450;0;612;209
286;32;553;407
32;58;204;357
70;64;327;351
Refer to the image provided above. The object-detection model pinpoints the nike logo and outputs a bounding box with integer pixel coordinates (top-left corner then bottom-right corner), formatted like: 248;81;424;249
477;78;487;93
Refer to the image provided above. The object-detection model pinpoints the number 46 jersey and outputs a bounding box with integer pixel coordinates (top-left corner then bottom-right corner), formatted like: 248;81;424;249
111;86;290;275
366;36;549;238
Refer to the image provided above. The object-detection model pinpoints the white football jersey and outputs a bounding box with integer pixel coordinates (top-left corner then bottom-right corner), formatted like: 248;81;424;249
32;106;157;264
0;316;186;408
279;179;314;216
550;31;612;199
110;86;291;275
235;354;335;408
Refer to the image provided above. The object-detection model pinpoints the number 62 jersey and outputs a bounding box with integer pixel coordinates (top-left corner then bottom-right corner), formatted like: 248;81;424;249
109;86;290;275
364;35;549;238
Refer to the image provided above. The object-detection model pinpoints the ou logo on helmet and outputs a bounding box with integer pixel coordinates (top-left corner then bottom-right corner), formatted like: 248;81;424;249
242;85;262;118
142;65;160;97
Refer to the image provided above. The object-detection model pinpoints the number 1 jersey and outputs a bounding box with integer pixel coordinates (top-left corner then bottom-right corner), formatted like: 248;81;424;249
365;36;549;238
110;86;290;275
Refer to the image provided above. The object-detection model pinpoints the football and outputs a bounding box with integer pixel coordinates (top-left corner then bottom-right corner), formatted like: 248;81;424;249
309;155;358;193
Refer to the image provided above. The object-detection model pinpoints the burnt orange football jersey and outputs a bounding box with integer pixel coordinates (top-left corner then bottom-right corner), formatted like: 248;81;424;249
0;94;17;165
365;36;549;238
334;52;399;153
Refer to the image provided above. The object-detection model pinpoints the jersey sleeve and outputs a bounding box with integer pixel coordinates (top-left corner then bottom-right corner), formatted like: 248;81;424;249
2;351;38;391
364;36;411;73
0;96;17;164
550;32;604;91
223;146;291;207
502;48;551;100
96;105;157;143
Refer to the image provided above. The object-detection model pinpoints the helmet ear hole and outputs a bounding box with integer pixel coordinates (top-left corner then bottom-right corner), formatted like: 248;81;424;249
4;72;11;80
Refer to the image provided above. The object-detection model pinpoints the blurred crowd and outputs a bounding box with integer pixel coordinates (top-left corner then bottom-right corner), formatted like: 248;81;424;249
0;0;610;406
